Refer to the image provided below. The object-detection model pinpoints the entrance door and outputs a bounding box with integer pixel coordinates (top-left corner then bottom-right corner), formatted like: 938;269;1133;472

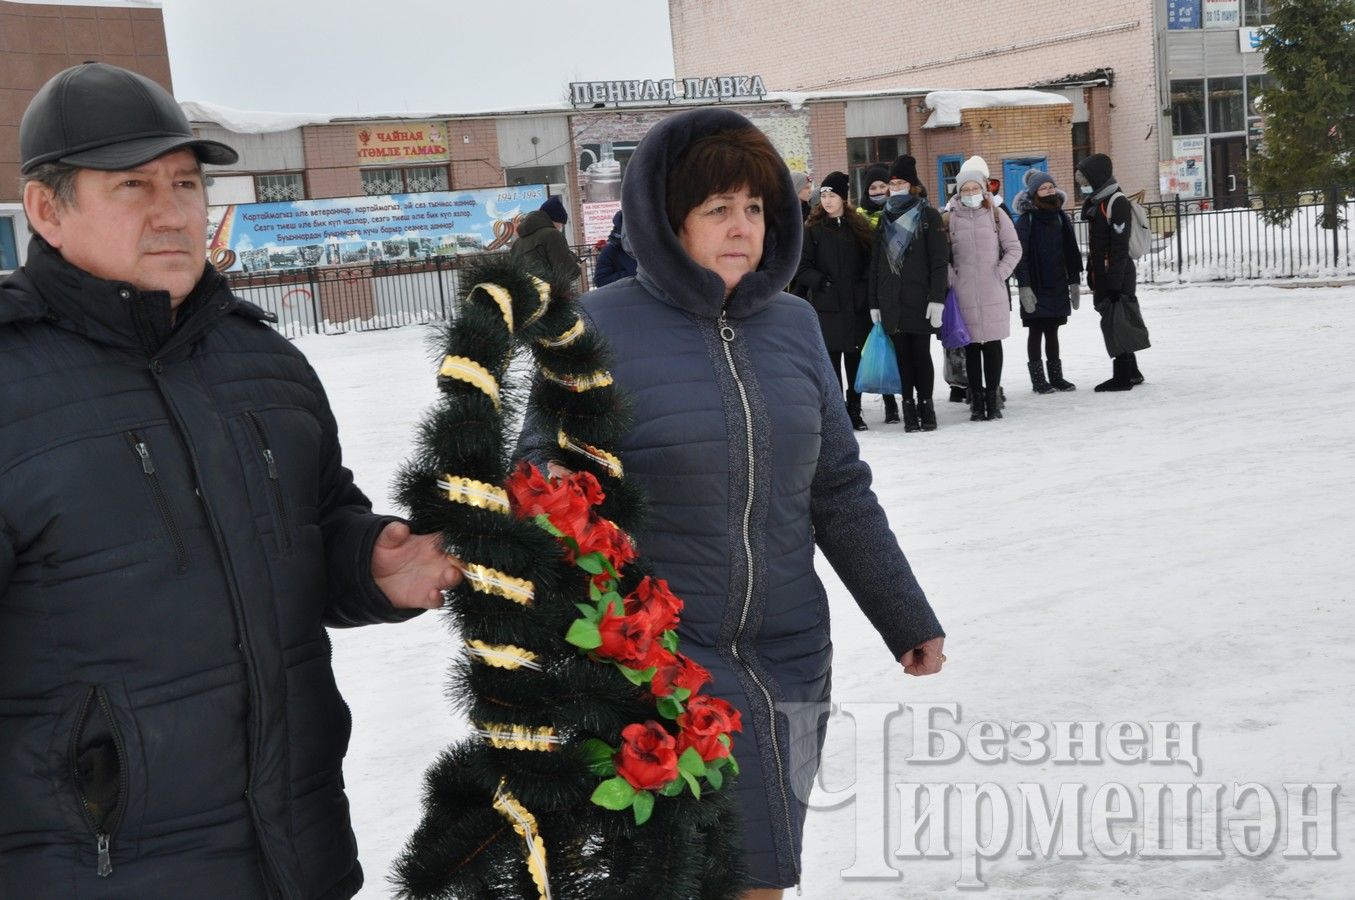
1002;157;1048;208
1210;137;1248;208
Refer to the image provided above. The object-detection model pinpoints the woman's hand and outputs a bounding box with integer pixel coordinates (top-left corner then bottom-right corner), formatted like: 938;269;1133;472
900;636;946;675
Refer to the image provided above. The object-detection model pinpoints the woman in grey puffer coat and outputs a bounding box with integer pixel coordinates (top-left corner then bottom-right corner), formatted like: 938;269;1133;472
945;161;1022;421
523;108;946;898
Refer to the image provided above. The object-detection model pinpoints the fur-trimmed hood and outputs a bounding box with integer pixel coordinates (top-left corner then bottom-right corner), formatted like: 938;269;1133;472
1012;187;1069;215
620;107;801;320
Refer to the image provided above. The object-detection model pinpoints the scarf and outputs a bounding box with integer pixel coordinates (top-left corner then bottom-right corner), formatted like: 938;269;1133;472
1082;179;1120;220
881;193;925;275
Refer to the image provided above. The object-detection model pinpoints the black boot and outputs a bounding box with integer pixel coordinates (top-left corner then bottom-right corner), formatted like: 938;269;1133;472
1127;353;1145;385
969;388;986;421
1047;358;1076;391
883;395;900;424
918;398;938;431
1028;360;1055;394
984;387;1003;420
847;391;867;431
903;399;921;432
949;385;968;403
1094;357;1134;392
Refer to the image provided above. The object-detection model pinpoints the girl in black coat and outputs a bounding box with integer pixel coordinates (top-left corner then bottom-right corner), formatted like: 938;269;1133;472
1013;169;1083;393
866;155;948;432
794;171;874;430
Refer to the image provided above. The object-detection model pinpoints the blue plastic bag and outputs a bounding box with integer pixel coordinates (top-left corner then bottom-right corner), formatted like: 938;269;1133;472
939;287;972;350
853;322;902;395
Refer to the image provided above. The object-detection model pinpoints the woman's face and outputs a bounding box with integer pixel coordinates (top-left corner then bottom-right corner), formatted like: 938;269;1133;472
959;181;984;199
888;178;911;196
868;180;889;200
819;189;845;216
1036;181;1058;198
678;186;765;296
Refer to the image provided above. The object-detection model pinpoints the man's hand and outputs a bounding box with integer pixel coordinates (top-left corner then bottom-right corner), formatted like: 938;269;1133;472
900;636;946;676
372;521;462;610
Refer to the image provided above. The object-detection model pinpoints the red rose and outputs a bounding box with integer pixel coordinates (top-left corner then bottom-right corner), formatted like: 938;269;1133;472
676;694;743;762
571;470;606;507
651;654;711;698
575;516;635;573
596;608;659;669
615;721;679;790
624;576;683;634
505;462;592;540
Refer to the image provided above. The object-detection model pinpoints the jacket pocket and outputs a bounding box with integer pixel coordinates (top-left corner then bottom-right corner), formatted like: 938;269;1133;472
69;686;129;878
244;412;293;553
125;431;189;572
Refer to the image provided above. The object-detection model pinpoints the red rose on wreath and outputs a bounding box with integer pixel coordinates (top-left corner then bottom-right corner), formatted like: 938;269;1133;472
625;576;683;633
505;463;593;540
651;654;711;698
575;516;635;574
676;695;743;762
596;608;659;669
615;721;679;790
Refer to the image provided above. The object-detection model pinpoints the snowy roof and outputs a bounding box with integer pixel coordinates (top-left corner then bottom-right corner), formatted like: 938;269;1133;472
180;100;337;134
923;90;1071;129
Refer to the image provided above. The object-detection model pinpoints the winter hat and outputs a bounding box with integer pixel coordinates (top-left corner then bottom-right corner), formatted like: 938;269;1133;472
788;170;811;191
540;195;569;225
954;162;988;193
1076;153;1114;191
819;171;850;202
889;154;920;186
964;155;991;180
863;163;890;189
1023;168;1056;193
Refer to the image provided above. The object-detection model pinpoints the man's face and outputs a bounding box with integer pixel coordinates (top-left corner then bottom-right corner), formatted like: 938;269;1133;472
35;150;208;307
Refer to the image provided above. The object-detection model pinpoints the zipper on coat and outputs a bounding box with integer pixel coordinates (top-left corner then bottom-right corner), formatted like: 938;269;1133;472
69;686;130;877
126;432;189;572
244;412;293;551
716;310;801;889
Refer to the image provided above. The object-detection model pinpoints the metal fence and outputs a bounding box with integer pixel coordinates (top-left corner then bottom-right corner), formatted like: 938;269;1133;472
231;191;1352;335
1069;188;1353;284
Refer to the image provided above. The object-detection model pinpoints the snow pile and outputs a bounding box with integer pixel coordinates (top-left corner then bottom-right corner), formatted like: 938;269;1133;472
923;90;1071;129
307;283;1355;897
180;100;337;134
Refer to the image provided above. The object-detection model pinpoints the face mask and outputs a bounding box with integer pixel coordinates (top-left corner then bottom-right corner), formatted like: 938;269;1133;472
1080;184;1093;196
889;185;911;197
960;194;983;209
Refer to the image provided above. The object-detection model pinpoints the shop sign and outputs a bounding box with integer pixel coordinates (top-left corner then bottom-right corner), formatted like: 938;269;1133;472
356;122;449;161
570;76;767;107
1203;0;1239;29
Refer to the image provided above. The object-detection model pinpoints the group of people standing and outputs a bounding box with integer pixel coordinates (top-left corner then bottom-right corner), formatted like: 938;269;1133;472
794;151;1149;431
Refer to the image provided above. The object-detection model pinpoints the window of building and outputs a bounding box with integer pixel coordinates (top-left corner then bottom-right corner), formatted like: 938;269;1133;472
506;165;564;188
1071;122;1092;171
1243;0;1271;26
1246;73;1274;117
254;172;306;203
1208;76;1246;133
1171;80;1207;135
0;216;17;272
361;166;450;196
847;135;907;203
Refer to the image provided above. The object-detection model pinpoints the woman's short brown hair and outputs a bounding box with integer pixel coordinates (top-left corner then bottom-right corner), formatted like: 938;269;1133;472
665;126;786;235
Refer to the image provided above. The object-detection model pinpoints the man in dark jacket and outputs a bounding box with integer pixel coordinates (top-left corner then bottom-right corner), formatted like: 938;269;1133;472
510;195;580;289
593;209;637;287
1075;153;1150;392
1;63;460;899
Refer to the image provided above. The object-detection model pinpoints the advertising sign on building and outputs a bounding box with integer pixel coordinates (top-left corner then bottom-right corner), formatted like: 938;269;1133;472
1202;0;1239;29
206;184;548;273
1161;137;1207;198
581;200;622;245
570;76;767;107
1166;0;1201;30
356;122;449;162
1239;26;1268;52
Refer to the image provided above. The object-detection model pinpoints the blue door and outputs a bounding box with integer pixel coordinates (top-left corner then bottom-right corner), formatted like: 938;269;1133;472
937;155;963;202
1001;157;1048;208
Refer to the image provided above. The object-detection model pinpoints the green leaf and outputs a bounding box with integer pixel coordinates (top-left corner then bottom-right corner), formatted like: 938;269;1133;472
590;776;637;810
580;738;616;776
533;513;564;537
660;630;679;652
589;581;603;602
657;696;684;720
576;552;607;574
617;665;648;686
673;687;691;703
677;746;706;778
717;733;731;747
632;789;655;825
659;778;685;797
565;619;602;650
727;755;740;776
705;765;724;791
575;603;602;623
680;769;702;799
607;595;624;616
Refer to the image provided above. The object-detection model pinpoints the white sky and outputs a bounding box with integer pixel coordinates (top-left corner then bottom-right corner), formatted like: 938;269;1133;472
160;0;676;115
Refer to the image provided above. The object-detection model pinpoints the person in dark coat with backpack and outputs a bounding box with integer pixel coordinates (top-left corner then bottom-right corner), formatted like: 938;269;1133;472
593;209;638;287
1013;169;1083;393
795;171;874;430
866;155;948;432
521;108;946;898
2;62;457;899
1075;153;1149;392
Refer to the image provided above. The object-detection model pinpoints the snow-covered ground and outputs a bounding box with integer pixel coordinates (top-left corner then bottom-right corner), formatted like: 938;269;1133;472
304;282;1355;898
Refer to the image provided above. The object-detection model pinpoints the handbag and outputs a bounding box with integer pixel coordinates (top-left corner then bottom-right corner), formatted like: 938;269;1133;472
853;322;902;395
939;287;972;350
1097;295;1151;357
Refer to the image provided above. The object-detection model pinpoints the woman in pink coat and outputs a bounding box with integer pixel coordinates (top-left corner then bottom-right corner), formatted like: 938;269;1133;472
946;161;1022;421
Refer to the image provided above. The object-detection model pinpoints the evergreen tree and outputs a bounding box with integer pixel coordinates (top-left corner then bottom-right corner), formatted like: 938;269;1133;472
1249;0;1355;224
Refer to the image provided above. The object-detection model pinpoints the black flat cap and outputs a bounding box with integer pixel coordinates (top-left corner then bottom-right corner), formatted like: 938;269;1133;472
20;62;238;174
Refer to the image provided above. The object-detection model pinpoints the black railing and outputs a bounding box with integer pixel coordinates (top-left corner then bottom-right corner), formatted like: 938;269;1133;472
1069;188;1353;283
